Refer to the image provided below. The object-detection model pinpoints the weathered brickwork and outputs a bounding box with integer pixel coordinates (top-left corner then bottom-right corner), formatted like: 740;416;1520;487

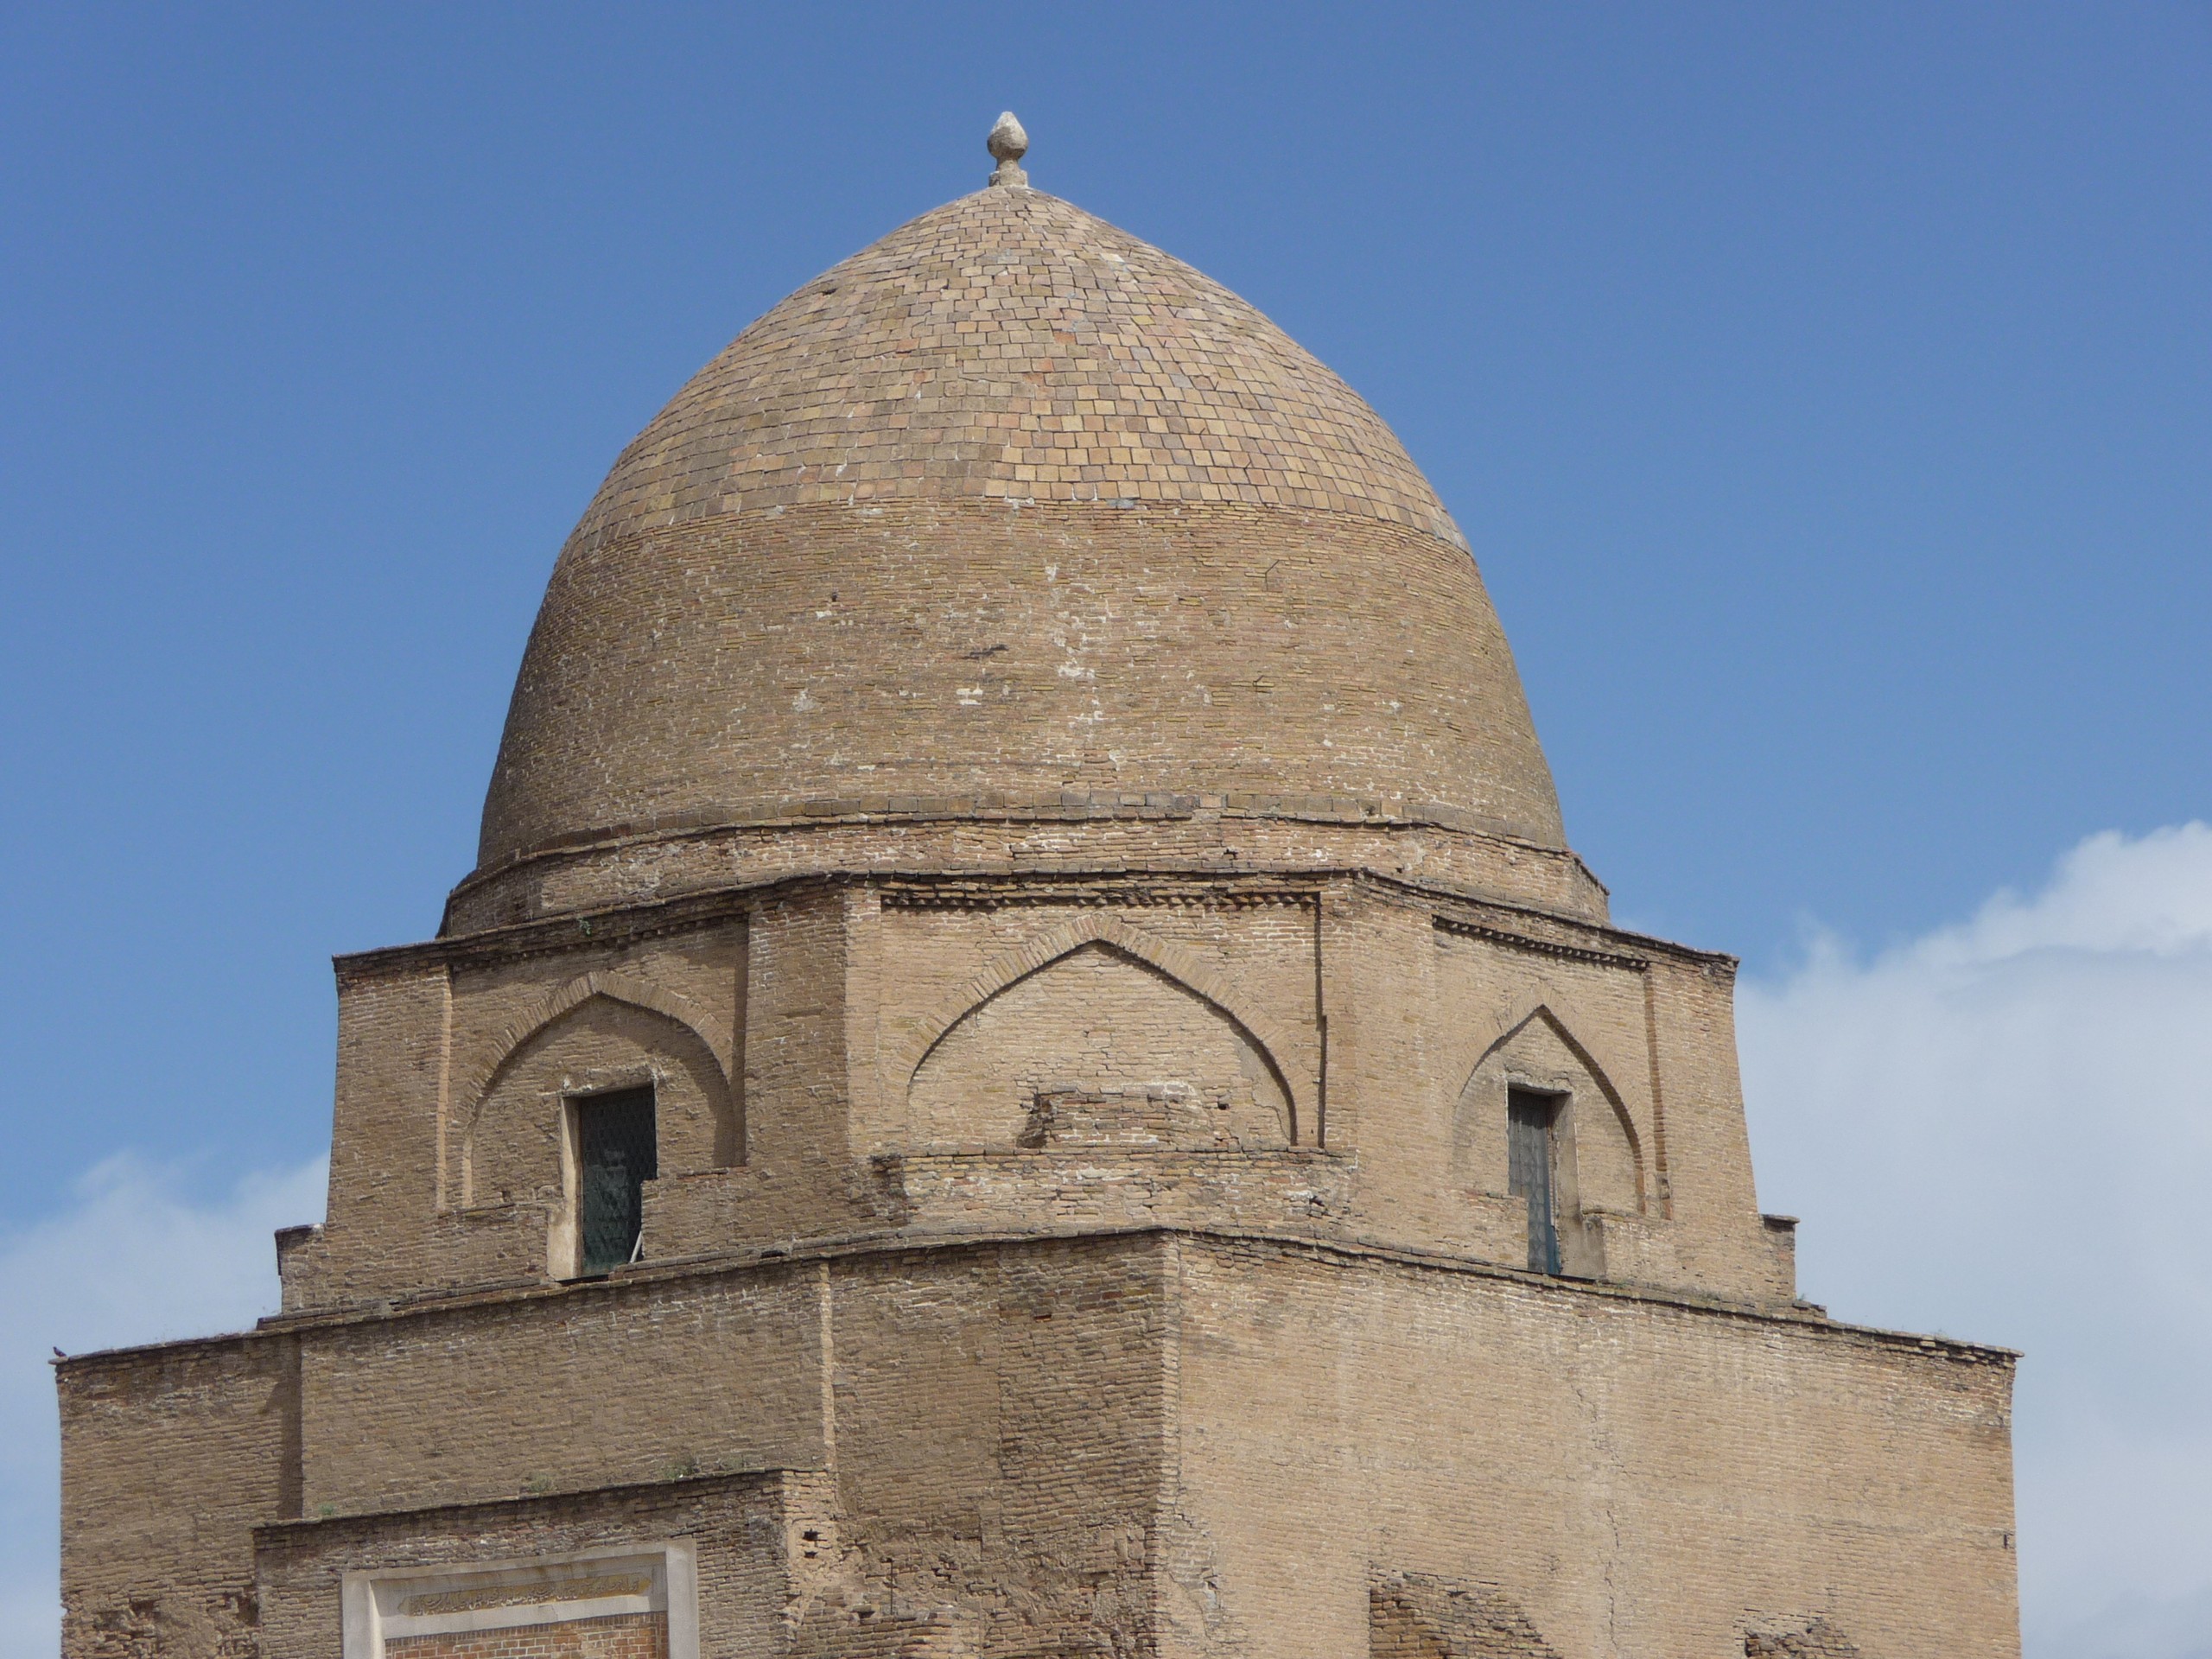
281;872;1798;1312
1370;1574;1563;1658
385;1613;666;1659
483;500;1562;881
293;1267;829;1517
66;1227;2015;1659
59;143;2018;1659
1165;1235;2015;1659
445;804;1611;938
60;1335;294;1659
481;184;1567;876
1745;1622;1860;1658
568;188;1461;535
253;1474;800;1659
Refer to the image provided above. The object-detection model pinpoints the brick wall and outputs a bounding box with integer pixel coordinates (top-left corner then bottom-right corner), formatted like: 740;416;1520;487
255;1474;798;1659
1370;1574;1563;1659
481;499;1562;880
446;807;1610;938
299;869;1790;1314
386;1612;666;1659
1164;1234;2018;1659
296;1264;830;1518
66;1228;2014;1659
60;1335;294;1659
823;1236;1169;1658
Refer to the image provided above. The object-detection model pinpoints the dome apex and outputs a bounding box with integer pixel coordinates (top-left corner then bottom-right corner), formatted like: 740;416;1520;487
560;185;1470;556
986;111;1029;188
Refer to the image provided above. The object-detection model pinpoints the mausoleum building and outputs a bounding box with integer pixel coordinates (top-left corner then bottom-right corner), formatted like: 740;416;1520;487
58;118;2022;1659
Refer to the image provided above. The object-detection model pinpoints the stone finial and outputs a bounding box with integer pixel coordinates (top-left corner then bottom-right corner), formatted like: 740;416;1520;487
987;111;1029;189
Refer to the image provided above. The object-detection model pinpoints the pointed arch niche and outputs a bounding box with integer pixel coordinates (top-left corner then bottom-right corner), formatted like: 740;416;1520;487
901;923;1297;1154
1454;1007;1646;1237
459;977;738;1224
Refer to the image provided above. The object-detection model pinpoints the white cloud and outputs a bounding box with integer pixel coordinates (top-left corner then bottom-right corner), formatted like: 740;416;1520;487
0;1154;326;1659
1740;823;2212;1659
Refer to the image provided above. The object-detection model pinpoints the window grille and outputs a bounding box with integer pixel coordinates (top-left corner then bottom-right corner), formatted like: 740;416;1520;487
576;1087;657;1275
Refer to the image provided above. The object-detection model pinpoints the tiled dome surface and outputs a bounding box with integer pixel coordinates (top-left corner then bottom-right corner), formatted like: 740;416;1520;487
568;187;1468;550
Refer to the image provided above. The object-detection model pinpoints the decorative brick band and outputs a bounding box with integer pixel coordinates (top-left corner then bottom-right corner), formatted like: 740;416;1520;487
466;789;1561;880
1433;913;1649;972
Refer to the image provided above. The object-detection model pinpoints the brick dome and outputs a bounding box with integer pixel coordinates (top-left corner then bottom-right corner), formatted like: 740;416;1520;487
476;181;1567;879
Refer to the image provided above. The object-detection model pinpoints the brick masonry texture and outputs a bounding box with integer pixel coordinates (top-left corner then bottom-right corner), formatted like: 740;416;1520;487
67;1234;2014;1659
443;808;1611;938
276;874;1800;1310
479;500;1565;887
1166;1234;2014;1659
58;163;2020;1659
478;182;1566;883
1745;1623;1861;1658
385;1613;667;1659
254;1475;798;1659
565;188;1466;558
1370;1574;1564;1658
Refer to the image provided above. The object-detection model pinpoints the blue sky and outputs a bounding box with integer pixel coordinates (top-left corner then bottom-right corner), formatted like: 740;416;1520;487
1;6;2207;1656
